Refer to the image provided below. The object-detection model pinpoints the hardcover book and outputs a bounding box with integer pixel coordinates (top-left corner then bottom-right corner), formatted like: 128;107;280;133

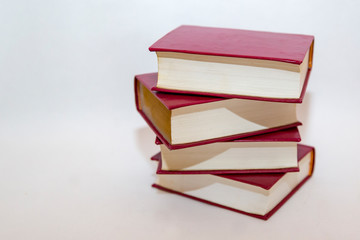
149;25;314;102
152;144;315;220
154;127;301;174
135;72;301;150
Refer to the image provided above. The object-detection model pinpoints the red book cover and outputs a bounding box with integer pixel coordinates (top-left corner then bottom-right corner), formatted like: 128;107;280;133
150;25;314;65
149;25;314;103
135;73;302;150
152;144;315;220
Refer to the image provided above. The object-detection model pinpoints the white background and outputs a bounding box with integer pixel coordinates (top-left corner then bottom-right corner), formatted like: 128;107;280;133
1;0;359;239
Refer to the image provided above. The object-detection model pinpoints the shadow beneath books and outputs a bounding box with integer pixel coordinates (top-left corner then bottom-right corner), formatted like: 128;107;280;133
297;92;312;140
157;174;265;194
164;144;238;170
215;98;298;129
135;126;158;161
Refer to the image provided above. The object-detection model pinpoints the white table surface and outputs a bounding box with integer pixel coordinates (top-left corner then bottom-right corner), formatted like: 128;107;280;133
1;0;360;239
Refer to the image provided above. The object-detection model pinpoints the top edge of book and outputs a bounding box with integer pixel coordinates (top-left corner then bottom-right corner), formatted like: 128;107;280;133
149;25;314;65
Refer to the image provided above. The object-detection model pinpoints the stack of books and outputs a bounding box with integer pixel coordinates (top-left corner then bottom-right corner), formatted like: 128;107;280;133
135;25;315;220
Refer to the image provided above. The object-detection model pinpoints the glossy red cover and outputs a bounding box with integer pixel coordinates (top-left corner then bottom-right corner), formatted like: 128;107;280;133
135;73;302;150
149;25;314;64
152;144;315;220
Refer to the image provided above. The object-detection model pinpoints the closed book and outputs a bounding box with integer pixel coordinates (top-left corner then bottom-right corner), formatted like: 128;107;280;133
135;72;301;150
150;25;314;102
152;144;315;220
153;127;301;174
